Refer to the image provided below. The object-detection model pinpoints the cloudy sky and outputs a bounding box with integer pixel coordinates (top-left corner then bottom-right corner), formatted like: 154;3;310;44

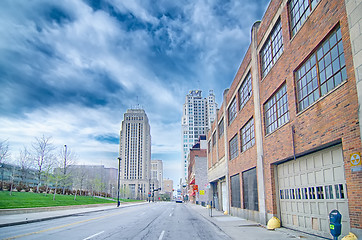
0;0;269;186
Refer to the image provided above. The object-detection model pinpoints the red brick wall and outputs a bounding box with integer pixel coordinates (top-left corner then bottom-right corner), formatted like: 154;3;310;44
208;0;361;229
257;0;361;228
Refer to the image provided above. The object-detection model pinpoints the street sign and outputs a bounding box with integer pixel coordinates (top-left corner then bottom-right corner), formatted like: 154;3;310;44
200;190;205;195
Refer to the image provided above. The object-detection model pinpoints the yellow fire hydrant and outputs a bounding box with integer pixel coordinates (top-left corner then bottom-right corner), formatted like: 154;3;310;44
267;216;281;230
341;232;358;240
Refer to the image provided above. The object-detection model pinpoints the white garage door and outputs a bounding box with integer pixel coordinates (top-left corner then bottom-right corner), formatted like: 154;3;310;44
277;145;350;238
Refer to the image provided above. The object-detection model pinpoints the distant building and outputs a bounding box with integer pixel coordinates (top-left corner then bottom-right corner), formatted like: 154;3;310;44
162;179;174;200
188;135;208;205
119;108;151;200
181;90;217;182
150;160;163;200
68;165;117;196
151;160;163;189
162;179;173;193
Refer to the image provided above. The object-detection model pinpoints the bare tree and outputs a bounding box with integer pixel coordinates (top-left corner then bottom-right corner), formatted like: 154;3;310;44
77;166;87;195
51;158;65;200
31;135;55;192
69;165;87;197
0;139;11;190
59;145;77;194
9;166;16;196
17;146;32;186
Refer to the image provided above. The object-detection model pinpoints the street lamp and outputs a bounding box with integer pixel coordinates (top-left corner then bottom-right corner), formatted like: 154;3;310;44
117;157;121;207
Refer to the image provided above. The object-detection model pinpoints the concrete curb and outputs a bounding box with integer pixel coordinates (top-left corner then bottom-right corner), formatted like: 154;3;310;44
0;202;148;228
0;203;116;215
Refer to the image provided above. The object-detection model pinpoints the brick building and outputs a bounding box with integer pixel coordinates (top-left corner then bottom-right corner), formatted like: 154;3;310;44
207;0;362;238
188;136;209;205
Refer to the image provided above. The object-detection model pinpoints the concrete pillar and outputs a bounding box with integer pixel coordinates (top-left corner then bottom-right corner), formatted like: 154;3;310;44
250;21;267;225
222;89;230;214
344;0;362;145
345;1;362;238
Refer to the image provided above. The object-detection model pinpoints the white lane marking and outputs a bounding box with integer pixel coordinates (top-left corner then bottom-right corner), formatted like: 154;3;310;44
158;230;165;240
83;231;105;240
169;212;173;217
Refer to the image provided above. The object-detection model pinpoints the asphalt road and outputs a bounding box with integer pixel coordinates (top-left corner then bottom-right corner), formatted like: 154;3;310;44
0;202;231;240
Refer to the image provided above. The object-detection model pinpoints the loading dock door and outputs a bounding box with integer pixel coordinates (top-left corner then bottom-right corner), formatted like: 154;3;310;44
277;145;350;238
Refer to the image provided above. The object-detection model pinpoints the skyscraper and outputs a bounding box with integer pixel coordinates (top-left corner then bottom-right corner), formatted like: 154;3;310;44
119;108;151;199
151;160;163;190
181;90;217;181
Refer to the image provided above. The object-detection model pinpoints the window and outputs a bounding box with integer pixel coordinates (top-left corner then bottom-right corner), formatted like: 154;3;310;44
229;134;238;160
260;19;284;78
296;26;346;112
238;73;252;110
228;98;237;124
289;0;320;36
241;117;255;152
316;186;324;199
218;118;224;138
335;184;345;199
212;132;216;146
325;185;334;199
264;84;289;134
243;168;258;211
230;174;241;208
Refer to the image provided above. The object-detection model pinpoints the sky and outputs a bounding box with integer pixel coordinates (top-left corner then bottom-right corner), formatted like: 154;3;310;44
0;0;269;187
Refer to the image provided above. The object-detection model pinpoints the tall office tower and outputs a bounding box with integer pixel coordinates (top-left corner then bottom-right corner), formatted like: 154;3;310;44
181;90;217;181
151;160;163;190
119;108;151;199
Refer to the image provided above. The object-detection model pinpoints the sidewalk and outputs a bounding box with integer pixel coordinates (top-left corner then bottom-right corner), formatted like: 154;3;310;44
187;203;325;240
0;202;147;228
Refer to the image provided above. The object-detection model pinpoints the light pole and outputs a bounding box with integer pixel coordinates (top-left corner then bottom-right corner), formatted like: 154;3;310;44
63;145;67;195
117;157;121;207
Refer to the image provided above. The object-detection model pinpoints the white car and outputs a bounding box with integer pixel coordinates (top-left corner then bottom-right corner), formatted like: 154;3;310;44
175;196;183;203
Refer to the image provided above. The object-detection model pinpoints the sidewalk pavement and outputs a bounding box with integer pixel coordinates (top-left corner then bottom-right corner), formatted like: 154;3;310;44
187;203;325;240
0;202;147;228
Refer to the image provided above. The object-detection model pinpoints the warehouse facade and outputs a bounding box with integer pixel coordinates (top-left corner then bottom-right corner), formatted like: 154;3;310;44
207;0;362;238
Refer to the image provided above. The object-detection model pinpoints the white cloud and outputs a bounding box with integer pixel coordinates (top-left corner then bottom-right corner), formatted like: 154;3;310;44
0;0;270;180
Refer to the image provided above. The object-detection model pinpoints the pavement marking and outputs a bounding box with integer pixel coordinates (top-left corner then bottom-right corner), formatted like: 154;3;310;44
158;230;165;240
2;210;130;240
83;231;105;240
169;207;174;217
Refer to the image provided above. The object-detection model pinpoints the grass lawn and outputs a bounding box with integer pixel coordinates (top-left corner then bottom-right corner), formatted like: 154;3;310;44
0;191;140;209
